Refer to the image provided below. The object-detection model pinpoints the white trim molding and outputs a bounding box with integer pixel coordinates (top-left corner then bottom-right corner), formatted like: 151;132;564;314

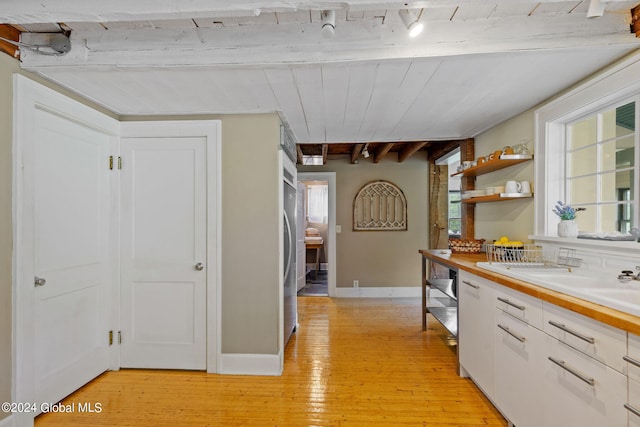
218;353;283;376
334;286;421;298
0;415;14;427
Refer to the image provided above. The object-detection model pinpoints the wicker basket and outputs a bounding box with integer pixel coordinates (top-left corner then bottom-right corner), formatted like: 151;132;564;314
448;238;485;254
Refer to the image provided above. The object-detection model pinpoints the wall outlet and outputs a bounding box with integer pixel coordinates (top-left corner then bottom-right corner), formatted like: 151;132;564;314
336;225;342;233
353;280;359;288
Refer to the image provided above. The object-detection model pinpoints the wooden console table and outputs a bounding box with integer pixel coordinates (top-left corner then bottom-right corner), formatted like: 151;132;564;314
305;241;323;279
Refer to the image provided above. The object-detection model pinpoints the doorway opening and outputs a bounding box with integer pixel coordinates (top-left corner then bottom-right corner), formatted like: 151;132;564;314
298;180;328;296
296;172;336;297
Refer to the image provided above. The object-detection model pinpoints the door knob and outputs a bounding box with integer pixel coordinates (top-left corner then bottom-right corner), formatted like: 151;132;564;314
34;276;46;287
194;263;204;271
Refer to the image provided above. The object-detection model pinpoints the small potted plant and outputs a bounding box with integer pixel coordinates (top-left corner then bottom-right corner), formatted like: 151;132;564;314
553;201;585;238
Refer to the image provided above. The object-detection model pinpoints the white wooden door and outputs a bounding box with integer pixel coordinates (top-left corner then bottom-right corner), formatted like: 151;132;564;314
120;136;207;369
32;107;111;406
296;182;306;292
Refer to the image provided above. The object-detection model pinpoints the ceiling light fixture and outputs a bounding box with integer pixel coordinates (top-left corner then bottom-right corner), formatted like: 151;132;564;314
398;9;424;38
321;10;336;38
586;0;605;18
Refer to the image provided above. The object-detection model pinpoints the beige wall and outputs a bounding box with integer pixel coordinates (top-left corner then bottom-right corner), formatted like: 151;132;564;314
473;110;536;244
218;114;282;354
299;156;429;288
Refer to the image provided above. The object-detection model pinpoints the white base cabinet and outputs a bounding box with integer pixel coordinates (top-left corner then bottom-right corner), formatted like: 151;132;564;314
542;334;627;426
626;334;640;426
458;271;497;400
495;309;545;427
458;270;630;427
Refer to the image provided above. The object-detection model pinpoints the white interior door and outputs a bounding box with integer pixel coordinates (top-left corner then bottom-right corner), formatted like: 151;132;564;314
296;182;306;292
120;135;207;370
32;107;111;406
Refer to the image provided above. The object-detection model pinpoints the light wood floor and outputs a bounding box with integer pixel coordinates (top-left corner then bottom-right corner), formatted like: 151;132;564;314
35;297;506;426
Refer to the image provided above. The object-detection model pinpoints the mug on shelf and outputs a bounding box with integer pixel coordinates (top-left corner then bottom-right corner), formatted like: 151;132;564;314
520;181;531;194
505;180;521;193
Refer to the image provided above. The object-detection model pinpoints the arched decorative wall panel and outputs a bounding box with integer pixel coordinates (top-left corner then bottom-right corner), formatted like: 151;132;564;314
353;180;407;231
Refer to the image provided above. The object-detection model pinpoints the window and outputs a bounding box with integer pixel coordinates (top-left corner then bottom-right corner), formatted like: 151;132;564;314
306;184;328;224
565;101;636;233
535;53;640;240
448;191;461;237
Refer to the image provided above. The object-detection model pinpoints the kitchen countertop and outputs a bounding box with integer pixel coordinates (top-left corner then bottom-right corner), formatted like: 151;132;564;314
419;249;640;336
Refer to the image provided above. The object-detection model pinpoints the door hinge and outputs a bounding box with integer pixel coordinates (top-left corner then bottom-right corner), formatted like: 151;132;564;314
108;330;121;346
109;156;122;170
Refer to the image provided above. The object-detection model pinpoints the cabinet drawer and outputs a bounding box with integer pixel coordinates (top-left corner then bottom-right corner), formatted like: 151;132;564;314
495;309;544;427
542;334;627;427
543;302;626;373
495;286;543;329
628;333;640;383
629;378;640;427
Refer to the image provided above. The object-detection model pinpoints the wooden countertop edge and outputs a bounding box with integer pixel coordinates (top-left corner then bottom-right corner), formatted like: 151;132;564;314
419;249;640;336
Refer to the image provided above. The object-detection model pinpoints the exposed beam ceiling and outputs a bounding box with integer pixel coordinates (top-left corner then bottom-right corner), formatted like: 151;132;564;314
2;1;639;146
298;141;436;164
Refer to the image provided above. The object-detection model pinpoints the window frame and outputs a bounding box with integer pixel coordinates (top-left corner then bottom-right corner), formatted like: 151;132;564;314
563;98;637;233
534;51;640;247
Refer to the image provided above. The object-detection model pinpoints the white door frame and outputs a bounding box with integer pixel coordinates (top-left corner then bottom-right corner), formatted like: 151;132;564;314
12;75;120;427
297;172;336;297
119;120;222;373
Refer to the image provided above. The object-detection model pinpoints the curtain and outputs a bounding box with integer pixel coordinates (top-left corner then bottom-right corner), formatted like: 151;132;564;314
307;185;328;224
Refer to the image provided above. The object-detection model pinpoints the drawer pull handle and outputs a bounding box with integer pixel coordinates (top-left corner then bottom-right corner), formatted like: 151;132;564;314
462;280;479;289
548;356;595;386
497;297;525;311
497;324;526;343
625;403;640;418
623;355;640;368
547;320;595;344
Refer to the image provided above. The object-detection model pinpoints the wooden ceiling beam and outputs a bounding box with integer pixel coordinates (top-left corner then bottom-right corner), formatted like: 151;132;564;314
296;144;304;165
373;143;394;164
398;141;429;162
632;5;640;38
321;144;328;165
350;143;364;164
0;24;20;59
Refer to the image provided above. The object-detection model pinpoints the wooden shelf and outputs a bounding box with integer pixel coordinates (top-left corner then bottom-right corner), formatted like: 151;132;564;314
462;193;533;204
452;154;533;177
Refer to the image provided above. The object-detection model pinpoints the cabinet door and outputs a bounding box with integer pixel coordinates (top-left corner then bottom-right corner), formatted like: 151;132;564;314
458;271;496;399
627;335;640;426
629;378;640;427
542;334;627;427
495;309;544;427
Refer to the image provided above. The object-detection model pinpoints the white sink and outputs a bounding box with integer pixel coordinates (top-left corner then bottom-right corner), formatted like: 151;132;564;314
476;261;640;317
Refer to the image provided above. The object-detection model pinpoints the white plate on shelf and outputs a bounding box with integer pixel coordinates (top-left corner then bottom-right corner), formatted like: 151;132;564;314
499;192;532;198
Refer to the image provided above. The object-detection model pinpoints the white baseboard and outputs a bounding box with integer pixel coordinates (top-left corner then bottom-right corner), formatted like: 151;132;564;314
334;286;421;298
0;414;14;427
218;352;283;376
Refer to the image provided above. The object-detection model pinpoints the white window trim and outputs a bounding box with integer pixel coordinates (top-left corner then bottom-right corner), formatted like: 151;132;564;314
533;50;640;255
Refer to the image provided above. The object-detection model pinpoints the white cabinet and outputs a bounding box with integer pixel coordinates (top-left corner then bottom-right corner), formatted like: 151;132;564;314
495;303;544;427
626;334;640;426
458;271;497;399
542;333;627;426
457;268;630;427
543;302;627;374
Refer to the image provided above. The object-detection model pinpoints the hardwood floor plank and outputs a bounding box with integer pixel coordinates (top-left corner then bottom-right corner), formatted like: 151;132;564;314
35;297;506;426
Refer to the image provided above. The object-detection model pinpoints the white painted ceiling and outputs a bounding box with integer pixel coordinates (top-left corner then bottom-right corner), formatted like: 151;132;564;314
3;0;640;143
